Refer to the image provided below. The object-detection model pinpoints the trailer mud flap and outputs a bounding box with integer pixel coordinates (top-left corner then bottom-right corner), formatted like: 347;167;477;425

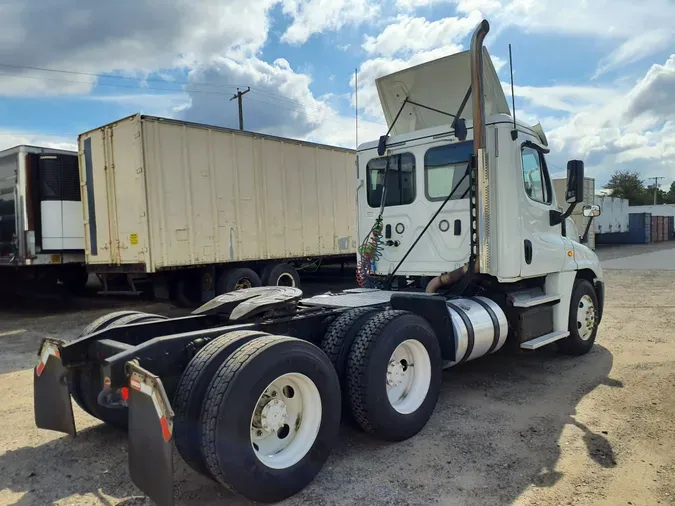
127;360;175;506
33;338;76;436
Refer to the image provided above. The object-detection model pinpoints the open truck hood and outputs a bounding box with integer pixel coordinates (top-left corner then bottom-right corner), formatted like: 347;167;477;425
375;47;510;136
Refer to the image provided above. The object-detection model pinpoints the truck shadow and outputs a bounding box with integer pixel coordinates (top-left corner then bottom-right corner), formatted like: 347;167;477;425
0;345;619;506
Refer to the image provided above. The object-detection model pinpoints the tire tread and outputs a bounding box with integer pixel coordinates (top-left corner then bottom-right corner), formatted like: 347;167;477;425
345;310;409;435
200;335;293;485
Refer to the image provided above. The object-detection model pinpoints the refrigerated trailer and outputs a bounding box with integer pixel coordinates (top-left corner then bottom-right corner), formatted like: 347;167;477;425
0;145;87;294
34;19;605;506
77;115;357;306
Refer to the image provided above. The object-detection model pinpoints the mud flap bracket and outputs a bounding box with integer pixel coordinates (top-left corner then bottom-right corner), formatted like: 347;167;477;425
33;338;76;436
126;360;175;506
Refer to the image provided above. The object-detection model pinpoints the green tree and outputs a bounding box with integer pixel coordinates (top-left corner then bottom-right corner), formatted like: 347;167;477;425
667;182;675;204
604;170;651;205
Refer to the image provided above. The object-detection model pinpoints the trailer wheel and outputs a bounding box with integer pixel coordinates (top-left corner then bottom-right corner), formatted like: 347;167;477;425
216;267;262;294
346;310;442;441
173;330;269;478
261;263;301;288
558;279;599;356
200;336;340;503
320;307;381;415
72;311;168;430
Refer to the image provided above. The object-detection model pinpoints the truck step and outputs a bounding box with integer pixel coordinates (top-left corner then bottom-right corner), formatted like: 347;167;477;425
512;294;561;308
520;331;569;350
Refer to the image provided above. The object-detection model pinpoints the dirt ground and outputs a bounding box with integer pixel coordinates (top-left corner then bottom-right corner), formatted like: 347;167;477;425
1;267;674;506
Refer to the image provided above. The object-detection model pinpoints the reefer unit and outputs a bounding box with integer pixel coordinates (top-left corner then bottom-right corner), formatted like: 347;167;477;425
0;145;84;266
78;114;357;273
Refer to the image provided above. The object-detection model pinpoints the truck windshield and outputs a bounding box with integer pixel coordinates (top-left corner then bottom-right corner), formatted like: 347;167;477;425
424;141;472;201
366;153;416;208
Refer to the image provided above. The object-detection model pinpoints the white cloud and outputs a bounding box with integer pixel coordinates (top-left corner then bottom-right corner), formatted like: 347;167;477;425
624;55;675;121
396;0;453;9
0;130;77;152
362;12;482;57
506;83;618;113
459;0;675;76
0;0;278;96
532;55;675;185
85;92;191;117
177;56;386;150
593;30;674;79
280;0;380;45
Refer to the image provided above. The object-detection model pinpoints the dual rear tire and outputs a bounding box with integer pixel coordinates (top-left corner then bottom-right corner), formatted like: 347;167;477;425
321;308;443;441
173;331;340;503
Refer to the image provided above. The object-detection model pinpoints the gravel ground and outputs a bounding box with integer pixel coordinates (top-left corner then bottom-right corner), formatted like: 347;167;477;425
1;266;674;506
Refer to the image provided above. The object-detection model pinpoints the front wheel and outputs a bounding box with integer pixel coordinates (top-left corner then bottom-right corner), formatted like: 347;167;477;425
558;279;599;356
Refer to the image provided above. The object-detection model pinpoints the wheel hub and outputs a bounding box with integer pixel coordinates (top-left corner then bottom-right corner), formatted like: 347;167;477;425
387;360;407;388
261;399;288;432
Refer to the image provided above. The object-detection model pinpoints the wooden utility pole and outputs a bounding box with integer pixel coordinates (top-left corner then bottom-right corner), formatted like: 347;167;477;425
648;176;665;204
230;87;250;130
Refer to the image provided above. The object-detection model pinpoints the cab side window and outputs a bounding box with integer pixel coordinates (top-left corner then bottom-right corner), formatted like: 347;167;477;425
521;146;551;204
366;153;416;208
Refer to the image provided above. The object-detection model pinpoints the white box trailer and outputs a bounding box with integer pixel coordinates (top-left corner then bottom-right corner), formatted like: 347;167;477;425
78;114;357;305
0;145;87;294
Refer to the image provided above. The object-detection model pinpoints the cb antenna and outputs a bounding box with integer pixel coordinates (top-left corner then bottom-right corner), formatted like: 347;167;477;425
509;44;518;140
355;68;359;150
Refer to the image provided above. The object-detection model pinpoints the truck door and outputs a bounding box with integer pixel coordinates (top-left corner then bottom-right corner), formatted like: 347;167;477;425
518;138;570;277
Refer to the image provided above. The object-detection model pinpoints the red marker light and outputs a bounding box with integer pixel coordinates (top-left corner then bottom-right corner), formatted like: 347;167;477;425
120;387;129;401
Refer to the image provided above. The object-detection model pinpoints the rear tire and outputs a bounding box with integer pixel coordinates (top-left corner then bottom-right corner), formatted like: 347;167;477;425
78;310;143;337
320;307;381;417
346;310;442;441
173;330;269;478
72;311;168;430
200;336;341;503
557;279;599;356
216;267;262;294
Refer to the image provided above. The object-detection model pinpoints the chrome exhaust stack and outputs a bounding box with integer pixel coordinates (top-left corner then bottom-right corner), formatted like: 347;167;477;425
470;19;491;275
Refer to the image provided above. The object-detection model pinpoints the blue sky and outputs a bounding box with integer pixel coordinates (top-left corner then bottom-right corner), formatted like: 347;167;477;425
0;0;673;188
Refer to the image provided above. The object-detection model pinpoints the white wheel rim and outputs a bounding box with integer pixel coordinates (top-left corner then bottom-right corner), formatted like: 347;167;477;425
386;339;431;414
250;373;321;469
276;273;296;287
577;294;596;341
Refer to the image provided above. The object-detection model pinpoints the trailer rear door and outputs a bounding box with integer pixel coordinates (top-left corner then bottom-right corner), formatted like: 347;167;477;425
79;115;150;268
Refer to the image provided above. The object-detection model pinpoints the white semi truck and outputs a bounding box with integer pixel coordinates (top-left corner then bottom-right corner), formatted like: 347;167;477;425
33;19;603;505
0;145;87;295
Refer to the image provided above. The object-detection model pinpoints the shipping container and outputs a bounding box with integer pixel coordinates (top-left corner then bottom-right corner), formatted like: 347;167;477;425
595;231;631;245
629;212;651;244
0;145;87;294
669;216;674;240
594;196;629;234
78;114;357;305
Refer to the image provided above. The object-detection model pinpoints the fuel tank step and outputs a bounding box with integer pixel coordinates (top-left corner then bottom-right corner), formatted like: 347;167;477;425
520;330;569;350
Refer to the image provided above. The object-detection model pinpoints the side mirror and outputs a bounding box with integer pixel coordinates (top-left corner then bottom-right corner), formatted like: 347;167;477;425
566;160;584;204
583;204;601;217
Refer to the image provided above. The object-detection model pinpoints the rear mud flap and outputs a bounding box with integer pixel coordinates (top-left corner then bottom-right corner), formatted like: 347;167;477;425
33;338;76;436
127;360;175;506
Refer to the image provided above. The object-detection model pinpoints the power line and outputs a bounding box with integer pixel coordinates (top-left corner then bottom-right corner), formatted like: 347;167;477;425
230;87;250;130
0;62;386;126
